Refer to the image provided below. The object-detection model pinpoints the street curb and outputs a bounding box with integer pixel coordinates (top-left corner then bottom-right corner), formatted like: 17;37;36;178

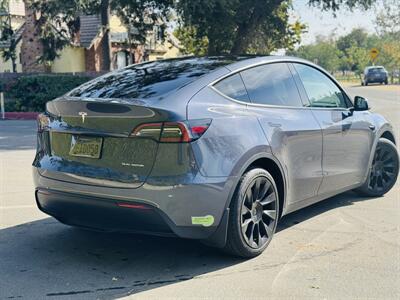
1;112;39;120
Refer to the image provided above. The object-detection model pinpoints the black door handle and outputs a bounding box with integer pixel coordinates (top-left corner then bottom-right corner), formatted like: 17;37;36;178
342;122;351;131
369;125;376;131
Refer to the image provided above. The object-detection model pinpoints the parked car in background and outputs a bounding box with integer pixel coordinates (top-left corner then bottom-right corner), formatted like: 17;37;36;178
33;56;399;258
362;66;389;86
393;69;400;80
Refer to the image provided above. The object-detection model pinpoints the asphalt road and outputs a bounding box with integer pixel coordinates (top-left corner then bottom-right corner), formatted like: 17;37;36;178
0;84;399;300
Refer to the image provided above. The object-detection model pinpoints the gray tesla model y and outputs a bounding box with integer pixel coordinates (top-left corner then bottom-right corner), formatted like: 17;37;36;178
33;56;399;257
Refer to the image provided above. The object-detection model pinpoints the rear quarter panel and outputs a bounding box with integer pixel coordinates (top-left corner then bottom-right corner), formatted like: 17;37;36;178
187;86;272;178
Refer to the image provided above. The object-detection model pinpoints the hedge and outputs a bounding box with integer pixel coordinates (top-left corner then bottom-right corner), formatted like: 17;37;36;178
0;74;92;112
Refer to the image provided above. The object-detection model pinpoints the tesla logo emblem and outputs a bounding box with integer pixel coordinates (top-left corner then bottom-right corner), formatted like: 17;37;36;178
78;112;87;123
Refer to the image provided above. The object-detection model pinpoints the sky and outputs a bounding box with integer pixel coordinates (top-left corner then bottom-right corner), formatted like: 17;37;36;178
292;0;381;45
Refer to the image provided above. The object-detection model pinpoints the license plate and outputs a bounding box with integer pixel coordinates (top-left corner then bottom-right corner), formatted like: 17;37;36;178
69;136;103;159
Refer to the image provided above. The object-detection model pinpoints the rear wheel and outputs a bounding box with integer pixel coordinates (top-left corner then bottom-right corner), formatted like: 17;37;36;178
224;168;279;258
355;138;399;197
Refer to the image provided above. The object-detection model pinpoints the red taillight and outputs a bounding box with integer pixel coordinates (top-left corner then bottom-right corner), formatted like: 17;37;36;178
117;202;152;210
160;122;191;143
191;125;208;135
131;119;211;143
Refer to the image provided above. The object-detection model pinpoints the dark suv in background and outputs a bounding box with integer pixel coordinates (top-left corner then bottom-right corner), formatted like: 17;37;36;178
362;66;389;86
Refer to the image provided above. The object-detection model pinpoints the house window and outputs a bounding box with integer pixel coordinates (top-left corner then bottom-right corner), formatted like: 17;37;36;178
116;51;128;69
154;25;163;42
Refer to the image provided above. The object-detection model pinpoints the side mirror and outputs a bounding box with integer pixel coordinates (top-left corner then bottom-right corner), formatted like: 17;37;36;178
354;96;370;111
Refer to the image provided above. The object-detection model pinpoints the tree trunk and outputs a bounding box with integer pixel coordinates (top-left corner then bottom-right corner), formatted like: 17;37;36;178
231;25;250;55
11;56;17;73
207;35;219;55
100;0;111;71
21;1;47;72
230;0;282;55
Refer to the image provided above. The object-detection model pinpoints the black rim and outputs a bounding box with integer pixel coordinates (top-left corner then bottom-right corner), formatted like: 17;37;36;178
241;177;277;249
369;145;397;192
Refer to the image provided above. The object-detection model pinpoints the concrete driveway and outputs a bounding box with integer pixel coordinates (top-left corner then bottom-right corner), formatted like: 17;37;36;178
0;85;399;299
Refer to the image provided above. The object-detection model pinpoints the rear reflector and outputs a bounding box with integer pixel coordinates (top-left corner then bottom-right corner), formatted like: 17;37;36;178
130;119;211;143
191;126;208;135
117;203;152;210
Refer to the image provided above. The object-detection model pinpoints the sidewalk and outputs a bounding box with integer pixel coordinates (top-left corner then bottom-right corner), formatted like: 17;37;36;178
1;112;39;120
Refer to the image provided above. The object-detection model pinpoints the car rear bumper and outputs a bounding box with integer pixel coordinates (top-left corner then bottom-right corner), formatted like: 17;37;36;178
33;167;236;240
36;188;175;236
366;77;387;83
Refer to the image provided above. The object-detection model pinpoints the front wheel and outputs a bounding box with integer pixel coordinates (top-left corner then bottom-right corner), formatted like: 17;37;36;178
355;138;399;197
224;168;279;258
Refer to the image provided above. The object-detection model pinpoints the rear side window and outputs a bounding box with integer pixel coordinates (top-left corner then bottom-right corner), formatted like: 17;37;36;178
294;63;348;108
213;74;250;102
68;58;236;100
240;63;303;107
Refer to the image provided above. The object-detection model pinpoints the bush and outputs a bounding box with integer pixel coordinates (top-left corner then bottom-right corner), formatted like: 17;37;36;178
0;74;92;112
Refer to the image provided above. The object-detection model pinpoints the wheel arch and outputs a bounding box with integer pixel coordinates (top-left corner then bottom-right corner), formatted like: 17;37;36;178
226;152;287;219
381;130;396;145
363;125;397;182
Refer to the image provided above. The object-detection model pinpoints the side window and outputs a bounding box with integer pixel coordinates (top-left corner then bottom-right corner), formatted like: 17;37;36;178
240;63;303;107
294;63;348;108
213;73;250;102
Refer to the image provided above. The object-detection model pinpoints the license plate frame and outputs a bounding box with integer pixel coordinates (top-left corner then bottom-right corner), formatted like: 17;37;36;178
69;135;103;159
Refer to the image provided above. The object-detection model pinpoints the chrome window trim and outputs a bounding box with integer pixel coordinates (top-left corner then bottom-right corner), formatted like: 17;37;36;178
209;58;354;111
209;85;350;111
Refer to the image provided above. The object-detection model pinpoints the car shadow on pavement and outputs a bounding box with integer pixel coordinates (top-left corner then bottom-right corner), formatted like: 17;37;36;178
0;191;377;299
278;190;375;232
0;217;243;299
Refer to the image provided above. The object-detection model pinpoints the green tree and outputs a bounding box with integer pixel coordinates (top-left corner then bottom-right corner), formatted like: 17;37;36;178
375;0;400;38
176;0;376;55
174;26;208;56
0;0;18;72
27;0;173;70
337;28;368;52
335;28;369;73
289;36;340;72
176;0;306;55
376;40;400;83
345;44;369;77
308;0;375;12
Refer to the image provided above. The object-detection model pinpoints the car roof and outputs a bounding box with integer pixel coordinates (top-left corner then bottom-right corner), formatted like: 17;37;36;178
151;55;315;72
366;66;385;69
219;55;312;72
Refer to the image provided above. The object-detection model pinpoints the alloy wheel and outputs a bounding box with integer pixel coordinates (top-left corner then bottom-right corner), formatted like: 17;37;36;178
240;177;277;249
369;145;397;192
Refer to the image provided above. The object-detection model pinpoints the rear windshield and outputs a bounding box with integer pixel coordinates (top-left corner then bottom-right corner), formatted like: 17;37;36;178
68;57;238;100
368;67;386;73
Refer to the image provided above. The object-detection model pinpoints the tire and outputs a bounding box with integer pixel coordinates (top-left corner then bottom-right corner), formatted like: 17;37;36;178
355;138;399;197
365;81;368;86
385;80;388;85
224;168;279;258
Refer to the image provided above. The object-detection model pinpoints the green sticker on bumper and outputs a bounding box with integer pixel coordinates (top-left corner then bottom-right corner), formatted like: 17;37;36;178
191;215;214;227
